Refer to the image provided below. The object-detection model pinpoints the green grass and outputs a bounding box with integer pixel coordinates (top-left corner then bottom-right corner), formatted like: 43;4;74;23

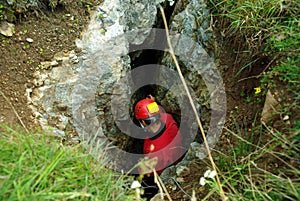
209;0;299;39
209;1;299;103
0;125;135;201
205;1;300;200
209;0;299;125
202;122;300;201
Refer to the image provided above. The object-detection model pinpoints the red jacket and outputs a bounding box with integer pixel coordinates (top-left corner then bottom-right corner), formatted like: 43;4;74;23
143;112;183;174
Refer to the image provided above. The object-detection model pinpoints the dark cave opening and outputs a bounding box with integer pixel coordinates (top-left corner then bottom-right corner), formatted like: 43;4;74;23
124;2;183;199
125;1;179;153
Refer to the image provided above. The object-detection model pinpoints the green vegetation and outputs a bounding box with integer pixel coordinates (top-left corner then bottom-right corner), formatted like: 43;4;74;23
0;126;135;201
209;0;299;105
203;0;300;200
0;4;4;20
207;122;300;200
22;44;30;50
209;0;299;125
201;119;300;200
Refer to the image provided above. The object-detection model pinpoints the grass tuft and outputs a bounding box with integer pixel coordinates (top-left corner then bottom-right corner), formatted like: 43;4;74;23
0;125;135;201
202;122;300;201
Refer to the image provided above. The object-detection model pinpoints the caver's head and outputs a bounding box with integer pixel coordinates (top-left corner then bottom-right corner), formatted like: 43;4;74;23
134;98;161;132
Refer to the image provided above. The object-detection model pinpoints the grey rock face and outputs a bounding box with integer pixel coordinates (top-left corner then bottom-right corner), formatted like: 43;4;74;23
171;0;213;50
28;0;165;148
158;0;226;180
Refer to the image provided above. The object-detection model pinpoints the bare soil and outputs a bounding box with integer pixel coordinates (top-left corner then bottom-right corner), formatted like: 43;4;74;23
0;2;96;130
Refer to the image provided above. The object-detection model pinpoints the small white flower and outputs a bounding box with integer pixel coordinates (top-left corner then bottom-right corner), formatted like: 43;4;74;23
203;169;217;179
200;177;206;186
130;180;141;189
204;169;211;178
283;115;289;121
208;170;217;179
168;0;175;6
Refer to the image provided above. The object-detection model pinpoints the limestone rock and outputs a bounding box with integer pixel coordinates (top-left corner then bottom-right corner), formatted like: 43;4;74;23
0;21;15;37
26;38;34;43
159;0;226;168
261;89;280;123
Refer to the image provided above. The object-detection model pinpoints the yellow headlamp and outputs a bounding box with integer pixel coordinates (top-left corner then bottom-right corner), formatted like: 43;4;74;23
147;102;159;114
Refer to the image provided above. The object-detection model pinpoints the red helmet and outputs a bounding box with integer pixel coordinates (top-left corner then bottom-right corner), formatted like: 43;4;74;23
134;99;160;120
